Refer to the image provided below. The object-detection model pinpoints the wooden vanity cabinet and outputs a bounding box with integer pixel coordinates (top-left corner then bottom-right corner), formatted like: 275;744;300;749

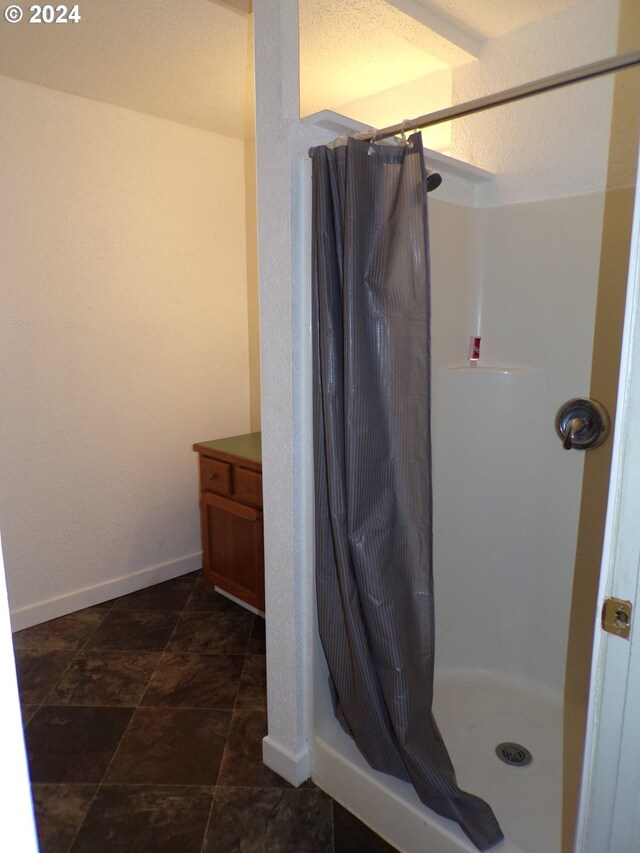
193;433;264;612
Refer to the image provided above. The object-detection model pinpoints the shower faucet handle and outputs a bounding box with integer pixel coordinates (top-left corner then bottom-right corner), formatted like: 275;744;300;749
562;417;585;450
555;398;611;450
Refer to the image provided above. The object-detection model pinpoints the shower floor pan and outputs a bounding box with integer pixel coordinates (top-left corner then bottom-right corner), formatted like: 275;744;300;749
433;670;562;853
313;669;562;853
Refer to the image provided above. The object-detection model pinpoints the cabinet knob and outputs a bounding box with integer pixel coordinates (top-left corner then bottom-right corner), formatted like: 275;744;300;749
250;516;258;524
208;474;215;480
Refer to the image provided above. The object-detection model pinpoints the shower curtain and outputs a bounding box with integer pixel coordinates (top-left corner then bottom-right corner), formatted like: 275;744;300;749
311;132;503;852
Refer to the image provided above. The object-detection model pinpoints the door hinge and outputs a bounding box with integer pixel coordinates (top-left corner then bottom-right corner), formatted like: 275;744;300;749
601;598;632;639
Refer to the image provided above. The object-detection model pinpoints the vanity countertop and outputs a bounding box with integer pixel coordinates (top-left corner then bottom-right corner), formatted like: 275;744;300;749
193;431;262;464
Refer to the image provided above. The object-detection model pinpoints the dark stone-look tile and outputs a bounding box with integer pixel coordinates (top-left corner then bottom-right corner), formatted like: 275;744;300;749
105;706;230;785
21;705;38;727
247;615;266;654
87;600;116;614
13;610;106;651
70;785;213;853
31;784;97;853
217;705;287;788
236;654;267;709
203;786;333;853
167;611;253;655
46;651;160;707
14;648;75;705
26;706;133;783
84;610;180;652
141;653;244;709
185;577;247;613
333;801;400;852
110;574;197;612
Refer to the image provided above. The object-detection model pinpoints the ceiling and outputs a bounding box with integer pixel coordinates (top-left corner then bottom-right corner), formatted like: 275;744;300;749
407;0;583;39
0;0;587;139
0;0;253;138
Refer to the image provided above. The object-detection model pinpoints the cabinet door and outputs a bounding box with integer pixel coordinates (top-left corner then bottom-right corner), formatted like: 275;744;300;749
201;491;264;611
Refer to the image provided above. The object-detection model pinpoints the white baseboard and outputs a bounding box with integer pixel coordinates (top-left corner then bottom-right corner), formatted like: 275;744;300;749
10;552;202;631
214;586;264;617
262;735;311;787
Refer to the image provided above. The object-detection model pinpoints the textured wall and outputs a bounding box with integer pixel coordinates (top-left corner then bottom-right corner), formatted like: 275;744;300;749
0;76;250;625
451;0;620;205
253;0;332;785
334;68;454;153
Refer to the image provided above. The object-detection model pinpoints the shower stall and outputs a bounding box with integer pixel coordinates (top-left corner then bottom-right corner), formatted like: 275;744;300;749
253;2;640;852
306;133;627;852
308;135;628;851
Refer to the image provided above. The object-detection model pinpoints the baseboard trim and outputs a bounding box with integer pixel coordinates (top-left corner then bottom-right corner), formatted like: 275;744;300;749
262;735;311;787
10;552;202;631
214;586;264;618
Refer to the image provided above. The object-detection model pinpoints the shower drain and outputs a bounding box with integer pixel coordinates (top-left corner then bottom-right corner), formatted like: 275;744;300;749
495;742;533;767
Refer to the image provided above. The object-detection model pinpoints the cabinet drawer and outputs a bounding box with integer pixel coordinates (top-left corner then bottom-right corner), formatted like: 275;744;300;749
200;456;232;496
233;467;262;507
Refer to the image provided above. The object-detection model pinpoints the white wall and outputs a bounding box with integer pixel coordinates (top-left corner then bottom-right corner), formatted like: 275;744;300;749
451;0;619;205
334;68;454;154
253;0;338;786
0;76;251;628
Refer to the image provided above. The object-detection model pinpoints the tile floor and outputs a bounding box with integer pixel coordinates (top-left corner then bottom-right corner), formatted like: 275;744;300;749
13;571;398;852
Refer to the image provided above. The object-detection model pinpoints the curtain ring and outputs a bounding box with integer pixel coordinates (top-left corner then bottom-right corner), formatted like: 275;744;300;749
401;120;414;150
368;129;379;157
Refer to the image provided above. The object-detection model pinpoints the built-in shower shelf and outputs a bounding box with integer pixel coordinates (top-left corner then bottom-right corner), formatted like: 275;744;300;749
302;110;493;185
444;365;539;374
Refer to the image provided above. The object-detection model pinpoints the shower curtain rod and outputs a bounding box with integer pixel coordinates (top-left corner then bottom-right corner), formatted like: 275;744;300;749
349;49;640;143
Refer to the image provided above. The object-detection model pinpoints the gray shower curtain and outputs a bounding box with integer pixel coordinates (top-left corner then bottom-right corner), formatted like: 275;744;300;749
311;133;503;852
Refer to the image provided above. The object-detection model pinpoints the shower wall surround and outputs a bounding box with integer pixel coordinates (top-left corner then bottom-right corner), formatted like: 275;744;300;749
431;192;604;698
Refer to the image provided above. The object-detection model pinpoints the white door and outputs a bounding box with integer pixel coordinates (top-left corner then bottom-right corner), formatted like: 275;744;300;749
575;141;640;851
0;535;39;851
